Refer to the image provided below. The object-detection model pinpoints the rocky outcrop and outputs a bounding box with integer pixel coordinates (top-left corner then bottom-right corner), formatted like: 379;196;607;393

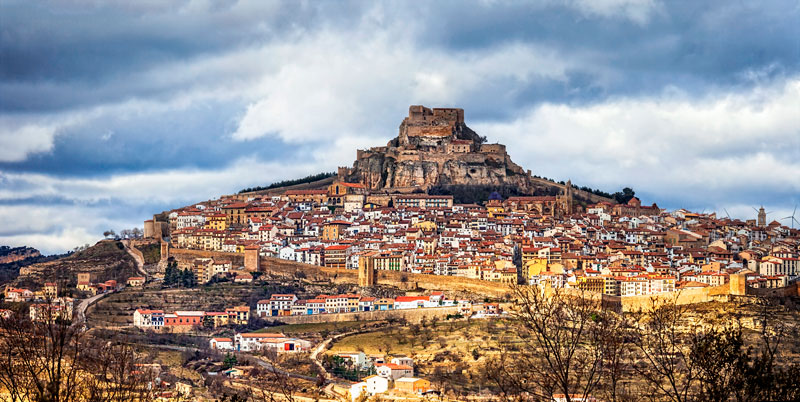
341;105;537;193
0;246;40;264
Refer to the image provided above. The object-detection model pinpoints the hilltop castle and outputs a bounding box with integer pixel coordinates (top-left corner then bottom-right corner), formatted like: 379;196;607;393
338;105;535;193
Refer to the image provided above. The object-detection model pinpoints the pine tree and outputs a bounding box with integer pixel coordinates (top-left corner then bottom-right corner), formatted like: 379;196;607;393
163;263;175;286
223;353;237;369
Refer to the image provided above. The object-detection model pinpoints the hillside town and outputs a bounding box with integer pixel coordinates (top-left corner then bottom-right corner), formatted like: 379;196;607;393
150;182;799;298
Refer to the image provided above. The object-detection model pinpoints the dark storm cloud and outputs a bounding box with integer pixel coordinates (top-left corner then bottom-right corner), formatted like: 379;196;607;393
0;100;292;177
0;0;365;112
416;1;799;107
1;0;798;253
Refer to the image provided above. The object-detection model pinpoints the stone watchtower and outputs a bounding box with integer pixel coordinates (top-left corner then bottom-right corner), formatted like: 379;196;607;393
160;240;170;261
729;273;747;296
244;245;260;272
358;253;377;287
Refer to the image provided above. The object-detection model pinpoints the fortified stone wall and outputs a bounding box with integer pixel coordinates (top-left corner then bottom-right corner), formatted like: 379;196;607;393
432;108;464;123
271;306;461;325
748;282;800;298
406;125;454;138
166;248;511;297
166;249;799;310
480;144;506;154
170;248;244;265
396;150;422;163
617;287;730;312
125;242;146;265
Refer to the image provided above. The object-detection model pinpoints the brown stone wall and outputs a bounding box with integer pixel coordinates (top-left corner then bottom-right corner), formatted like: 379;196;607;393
127;243;146;264
244;248;260;272
170;248;244;265
480;144;506;154
747;282;800;298
167;249;510;297
273;306;460;325
407;125;453;138
598;286;732;312
160;241;170;261
432;108;464;123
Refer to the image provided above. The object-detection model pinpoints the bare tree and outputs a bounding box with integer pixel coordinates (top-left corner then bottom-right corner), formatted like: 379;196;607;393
0;309;84;402
594;309;637;402
0;309;154;402
79;337;156;402
484;286;606;402
629;297;700;402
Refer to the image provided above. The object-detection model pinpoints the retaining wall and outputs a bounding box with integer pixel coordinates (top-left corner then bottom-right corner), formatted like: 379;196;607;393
167;248;512;297
269;306;461;325
166;248;799;310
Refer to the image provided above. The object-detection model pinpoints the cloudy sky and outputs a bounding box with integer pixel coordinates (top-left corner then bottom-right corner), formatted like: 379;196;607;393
1;0;799;254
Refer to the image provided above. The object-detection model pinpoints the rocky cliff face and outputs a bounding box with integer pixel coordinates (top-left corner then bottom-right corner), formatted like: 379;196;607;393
342;105;537;193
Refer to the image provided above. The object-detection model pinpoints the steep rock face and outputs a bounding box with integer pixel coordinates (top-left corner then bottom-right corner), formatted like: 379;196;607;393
342;105;537;193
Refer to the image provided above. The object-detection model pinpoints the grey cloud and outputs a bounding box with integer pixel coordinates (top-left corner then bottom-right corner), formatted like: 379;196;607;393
1;0;799;253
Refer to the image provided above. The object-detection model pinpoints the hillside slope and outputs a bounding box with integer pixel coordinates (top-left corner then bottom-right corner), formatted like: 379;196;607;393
15;240;138;289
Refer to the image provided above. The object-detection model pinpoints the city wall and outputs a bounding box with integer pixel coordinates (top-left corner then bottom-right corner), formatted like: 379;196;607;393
170;248;244;265
603;285;732;313
270;306;461;325
166;248;799;310
261;256;513;298
167;248;511;298
747;282;800;298
124;241;146;265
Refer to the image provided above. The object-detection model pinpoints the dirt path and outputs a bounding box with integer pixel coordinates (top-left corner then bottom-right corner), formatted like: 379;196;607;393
122;240;148;279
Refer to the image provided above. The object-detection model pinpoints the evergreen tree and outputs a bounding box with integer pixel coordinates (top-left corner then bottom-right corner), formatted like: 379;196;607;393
612;187;636;204
223;353;237;369
163;263;176;286
179;268;196;288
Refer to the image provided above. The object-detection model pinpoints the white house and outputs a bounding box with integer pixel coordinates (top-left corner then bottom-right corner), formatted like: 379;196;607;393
266;294;298;316
350;382;367;402
259;337;313;353
235;332;285;352
336;351;368;369
133;309;164;330
391;356;414;368
256;299;271;318
365;375;390;395
210;337;234;350
279;246;296;261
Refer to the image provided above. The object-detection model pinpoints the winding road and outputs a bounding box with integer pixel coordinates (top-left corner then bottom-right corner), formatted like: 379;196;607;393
74;240;146;328
74;291;111;327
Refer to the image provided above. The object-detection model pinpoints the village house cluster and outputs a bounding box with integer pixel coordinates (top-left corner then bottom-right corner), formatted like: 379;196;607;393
133;305;250;332
208;332;313;353
132;292;480;331
76;272;123;295
4;281;60;302
151;181;799;297
339;354;433;401
255;291;455;317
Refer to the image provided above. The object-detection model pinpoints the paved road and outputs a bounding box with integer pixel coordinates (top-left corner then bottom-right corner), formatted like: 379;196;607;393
74;291;113;327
